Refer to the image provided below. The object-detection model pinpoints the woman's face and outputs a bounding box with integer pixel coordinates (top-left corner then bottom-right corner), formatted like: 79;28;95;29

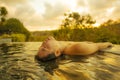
37;36;60;59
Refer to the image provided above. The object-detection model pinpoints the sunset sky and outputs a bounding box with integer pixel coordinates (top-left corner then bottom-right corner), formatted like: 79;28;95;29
0;0;120;31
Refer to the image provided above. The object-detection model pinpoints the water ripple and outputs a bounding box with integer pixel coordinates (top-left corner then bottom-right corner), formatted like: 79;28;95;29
0;42;120;80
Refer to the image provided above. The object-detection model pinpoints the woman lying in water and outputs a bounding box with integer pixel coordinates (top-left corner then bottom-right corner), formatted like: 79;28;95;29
37;36;113;61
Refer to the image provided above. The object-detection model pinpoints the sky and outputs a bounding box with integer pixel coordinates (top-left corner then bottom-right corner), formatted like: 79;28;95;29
0;0;120;31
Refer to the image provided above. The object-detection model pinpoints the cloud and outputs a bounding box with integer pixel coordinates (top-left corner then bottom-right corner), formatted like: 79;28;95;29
0;0;71;30
111;1;120;19
14;3;36;23
76;0;117;15
26;0;70;29
1;0;120;31
76;0;120;23
87;0;116;10
77;0;87;7
0;0;28;6
43;1;70;20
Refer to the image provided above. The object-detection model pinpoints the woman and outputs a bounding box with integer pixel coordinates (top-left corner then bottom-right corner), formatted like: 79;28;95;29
37;36;113;61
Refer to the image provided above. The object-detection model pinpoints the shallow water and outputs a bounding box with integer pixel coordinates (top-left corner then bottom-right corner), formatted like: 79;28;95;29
0;42;120;80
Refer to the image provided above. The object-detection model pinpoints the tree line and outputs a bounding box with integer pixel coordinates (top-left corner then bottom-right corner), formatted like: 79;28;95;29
53;12;120;44
0;7;30;41
0;6;120;43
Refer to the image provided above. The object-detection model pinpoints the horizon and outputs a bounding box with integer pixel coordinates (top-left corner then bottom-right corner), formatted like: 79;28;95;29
0;0;120;31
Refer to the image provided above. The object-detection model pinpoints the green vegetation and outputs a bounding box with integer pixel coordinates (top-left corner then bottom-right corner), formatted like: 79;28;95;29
61;12;95;29
28;12;120;44
0;34;11;39
11;33;26;42
0;18;30;39
29;31;53;41
0;33;26;42
53;12;120;44
0;6;30;41
0;7;8;23
0;6;120;43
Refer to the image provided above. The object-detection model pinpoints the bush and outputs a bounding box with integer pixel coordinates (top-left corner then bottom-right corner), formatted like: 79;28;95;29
0;18;30;41
0;34;11;39
11;34;26;42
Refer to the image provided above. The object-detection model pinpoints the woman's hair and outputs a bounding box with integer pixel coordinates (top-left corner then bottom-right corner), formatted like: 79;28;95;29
36;53;57;62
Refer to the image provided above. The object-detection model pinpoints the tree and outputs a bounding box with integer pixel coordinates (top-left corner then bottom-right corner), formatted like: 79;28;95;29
99;19;120;43
0;7;8;23
61;12;96;29
0;18;30;40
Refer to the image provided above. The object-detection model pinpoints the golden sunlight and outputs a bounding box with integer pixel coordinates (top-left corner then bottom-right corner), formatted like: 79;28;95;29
93;23;100;27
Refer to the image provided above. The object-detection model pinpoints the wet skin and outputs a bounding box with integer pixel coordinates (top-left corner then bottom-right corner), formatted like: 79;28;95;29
37;36;113;61
37;36;61;60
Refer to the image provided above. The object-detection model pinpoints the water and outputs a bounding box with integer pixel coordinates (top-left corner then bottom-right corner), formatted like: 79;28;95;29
0;42;120;80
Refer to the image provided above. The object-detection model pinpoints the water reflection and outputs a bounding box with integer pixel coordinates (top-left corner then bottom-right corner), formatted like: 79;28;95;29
0;42;120;80
0;42;48;80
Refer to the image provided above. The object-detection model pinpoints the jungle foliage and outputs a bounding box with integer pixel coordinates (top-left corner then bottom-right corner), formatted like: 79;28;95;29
53;12;120;44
